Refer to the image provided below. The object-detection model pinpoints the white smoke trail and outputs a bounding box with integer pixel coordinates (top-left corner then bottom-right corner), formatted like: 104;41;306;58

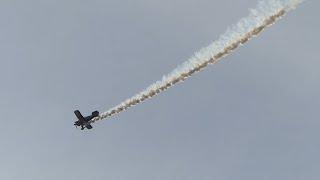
91;0;303;123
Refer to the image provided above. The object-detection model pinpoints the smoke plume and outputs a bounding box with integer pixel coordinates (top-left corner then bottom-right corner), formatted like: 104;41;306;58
91;0;304;123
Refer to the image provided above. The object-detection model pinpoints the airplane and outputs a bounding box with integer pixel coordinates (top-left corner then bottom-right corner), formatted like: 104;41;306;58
74;110;99;130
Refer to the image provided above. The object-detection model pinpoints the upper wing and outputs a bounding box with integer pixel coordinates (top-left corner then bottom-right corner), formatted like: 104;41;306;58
74;110;85;121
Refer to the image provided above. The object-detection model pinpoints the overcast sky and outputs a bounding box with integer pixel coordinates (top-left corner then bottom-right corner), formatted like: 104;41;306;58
0;0;319;179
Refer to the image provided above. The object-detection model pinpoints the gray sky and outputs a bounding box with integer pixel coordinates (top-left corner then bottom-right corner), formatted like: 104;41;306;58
0;0;319;179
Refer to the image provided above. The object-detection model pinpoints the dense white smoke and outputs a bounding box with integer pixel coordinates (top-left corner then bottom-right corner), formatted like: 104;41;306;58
91;0;304;123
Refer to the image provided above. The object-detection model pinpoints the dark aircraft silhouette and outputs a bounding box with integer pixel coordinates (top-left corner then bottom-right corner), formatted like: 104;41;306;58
74;110;99;130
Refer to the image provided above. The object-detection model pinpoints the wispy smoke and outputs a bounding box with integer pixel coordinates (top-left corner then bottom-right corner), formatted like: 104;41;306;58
91;0;304;123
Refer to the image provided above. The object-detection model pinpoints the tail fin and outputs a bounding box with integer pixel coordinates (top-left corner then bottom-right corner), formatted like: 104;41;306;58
92;111;99;117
